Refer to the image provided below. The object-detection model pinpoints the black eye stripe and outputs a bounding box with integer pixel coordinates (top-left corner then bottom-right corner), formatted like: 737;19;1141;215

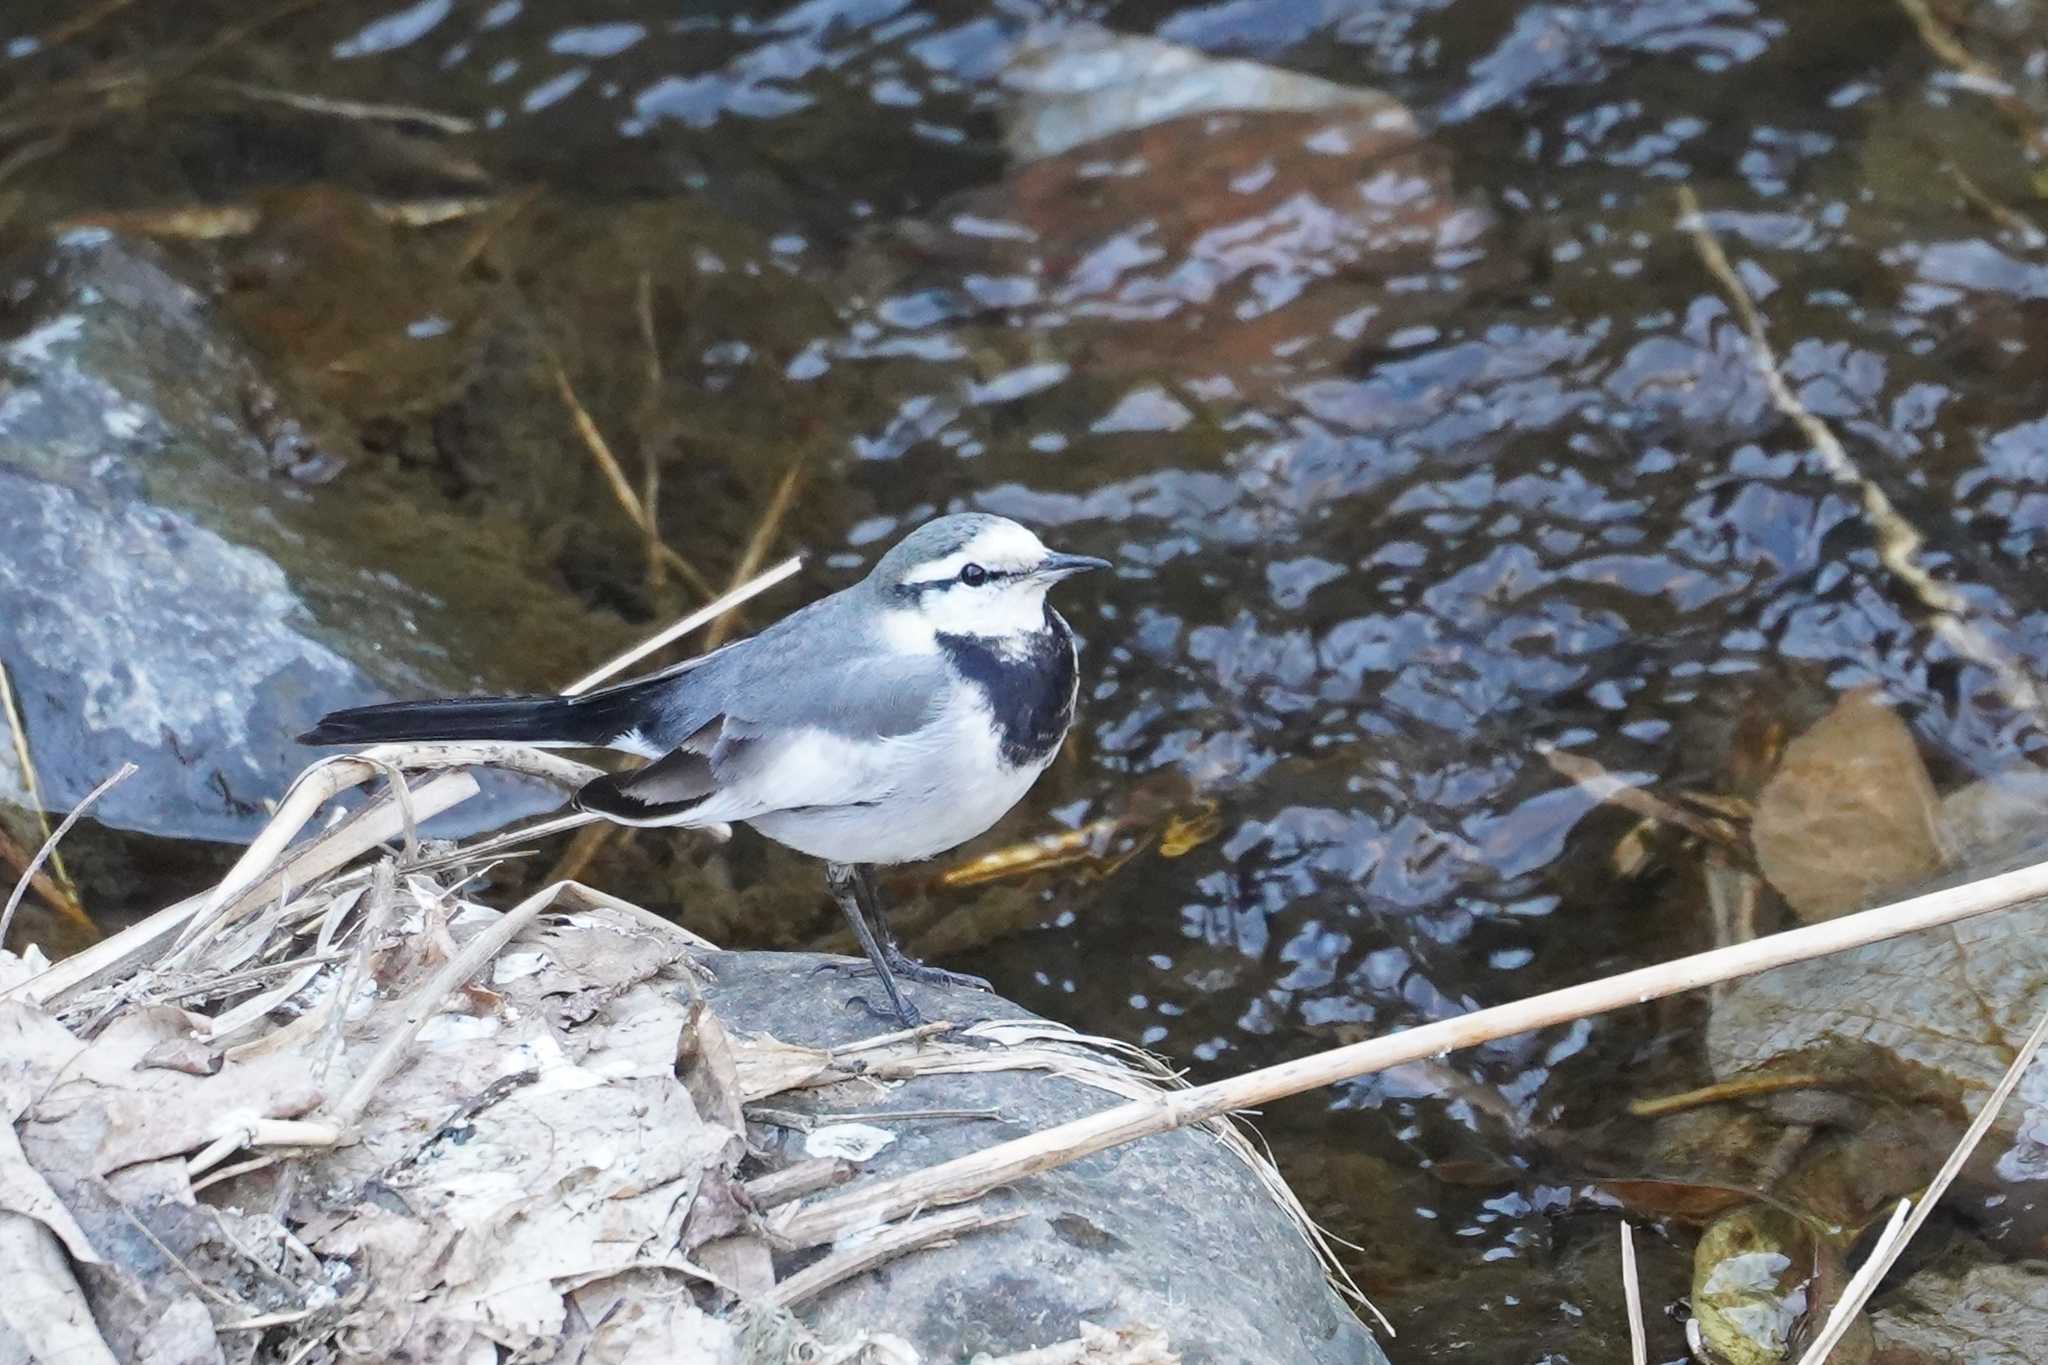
897;565;1018;595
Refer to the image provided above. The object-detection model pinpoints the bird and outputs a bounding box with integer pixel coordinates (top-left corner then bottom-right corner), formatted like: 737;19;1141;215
298;512;1108;1026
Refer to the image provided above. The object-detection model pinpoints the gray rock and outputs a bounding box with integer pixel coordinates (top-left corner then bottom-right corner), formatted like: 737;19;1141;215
0;229;589;842
706;952;1390;1365
1873;1261;2048;1363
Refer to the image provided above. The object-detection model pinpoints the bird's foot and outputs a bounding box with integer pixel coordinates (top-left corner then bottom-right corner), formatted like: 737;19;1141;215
881;951;993;995
812;953;992;995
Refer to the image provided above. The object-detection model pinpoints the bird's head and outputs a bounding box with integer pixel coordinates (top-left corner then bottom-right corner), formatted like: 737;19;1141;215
866;513;1108;642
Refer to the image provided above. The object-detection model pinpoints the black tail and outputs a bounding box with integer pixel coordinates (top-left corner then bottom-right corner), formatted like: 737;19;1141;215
298;692;633;748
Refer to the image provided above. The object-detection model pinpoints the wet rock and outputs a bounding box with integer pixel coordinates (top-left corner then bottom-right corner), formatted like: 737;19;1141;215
0;229;617;844
1872;1261;2048;1363
999;24;1412;162
1711;765;2048;1109
710;952;1389;1365
874;27;1499;396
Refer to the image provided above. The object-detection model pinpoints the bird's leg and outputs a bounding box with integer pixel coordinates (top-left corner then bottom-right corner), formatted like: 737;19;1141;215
853;863;993;995
824;861;921;1027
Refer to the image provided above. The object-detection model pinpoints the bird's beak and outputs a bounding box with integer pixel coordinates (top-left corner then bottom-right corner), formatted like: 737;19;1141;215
1035;551;1111;581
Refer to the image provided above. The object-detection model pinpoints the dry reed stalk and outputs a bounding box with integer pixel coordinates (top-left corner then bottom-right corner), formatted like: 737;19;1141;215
559;554;803;695
1619;1222;1646;1365
5;770;478;1008
778;853;2048;1247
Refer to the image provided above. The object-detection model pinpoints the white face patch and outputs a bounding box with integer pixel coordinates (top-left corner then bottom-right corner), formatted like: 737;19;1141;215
917;574;1051;638
898;520;1060;639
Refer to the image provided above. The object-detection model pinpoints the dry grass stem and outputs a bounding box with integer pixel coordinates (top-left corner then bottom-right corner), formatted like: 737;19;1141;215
1619;1222;1646;1365
1681;186;2048;722
328;878;616;1129
544;348;716;600
759;1203;1024;1309
0;762;133;947
200;79;475;133
707;458;806;649
35;0;139;47
0;658;73;900
7;769;477;1008
777;852;2048;1249
0;826;77;938
560;554;804;695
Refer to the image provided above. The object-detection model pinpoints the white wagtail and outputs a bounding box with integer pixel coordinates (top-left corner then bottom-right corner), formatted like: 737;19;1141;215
300;513;1108;1025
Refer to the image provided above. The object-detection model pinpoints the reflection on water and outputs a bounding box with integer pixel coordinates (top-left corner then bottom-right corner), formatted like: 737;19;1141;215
8;0;2048;1356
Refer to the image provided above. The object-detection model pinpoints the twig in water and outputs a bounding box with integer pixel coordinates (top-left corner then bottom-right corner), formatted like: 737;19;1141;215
1619;1222;1647;1365
0;762;134;949
1539;744;1744;852
775;852;2048;1250
1628;1071;1830;1118
198;79;475;134
1680;186;2048;724
544;349;716;599
633;267;669;597
36;0;140;48
540;821;619;886
1894;0;2048;158
1792;993;2048;1364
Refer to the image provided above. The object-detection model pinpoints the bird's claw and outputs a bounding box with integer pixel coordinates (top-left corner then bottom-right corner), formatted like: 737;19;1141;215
842;992;923;1028
887;960;994;994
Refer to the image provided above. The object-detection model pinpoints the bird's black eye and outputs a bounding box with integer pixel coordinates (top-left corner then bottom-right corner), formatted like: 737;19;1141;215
959;562;989;587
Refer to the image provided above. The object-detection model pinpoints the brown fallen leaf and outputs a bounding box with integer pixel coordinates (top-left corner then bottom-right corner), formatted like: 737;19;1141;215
1750;689;1944;922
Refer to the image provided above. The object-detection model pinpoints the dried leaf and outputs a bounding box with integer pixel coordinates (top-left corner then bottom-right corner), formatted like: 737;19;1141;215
1750;690;1943;922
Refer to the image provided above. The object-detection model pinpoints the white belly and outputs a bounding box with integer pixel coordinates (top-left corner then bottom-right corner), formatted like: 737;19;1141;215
739;694;1054;866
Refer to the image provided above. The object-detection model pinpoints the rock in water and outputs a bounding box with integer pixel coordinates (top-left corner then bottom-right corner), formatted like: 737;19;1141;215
0;229;597;843
875;25;1498;396
712;953;1389;1364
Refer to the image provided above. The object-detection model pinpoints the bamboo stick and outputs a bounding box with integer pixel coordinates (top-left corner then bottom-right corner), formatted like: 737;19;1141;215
777;855;2048;1247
